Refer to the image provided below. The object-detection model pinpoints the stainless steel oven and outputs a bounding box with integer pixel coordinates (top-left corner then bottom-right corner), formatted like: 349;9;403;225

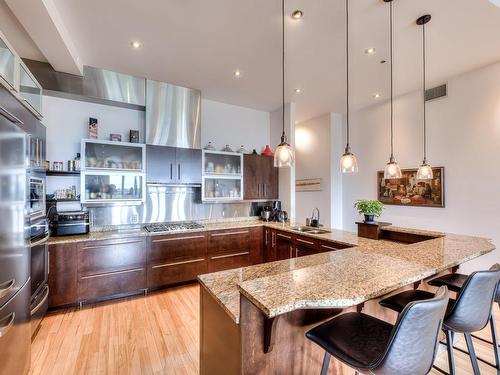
29;218;49;336
29;176;45;220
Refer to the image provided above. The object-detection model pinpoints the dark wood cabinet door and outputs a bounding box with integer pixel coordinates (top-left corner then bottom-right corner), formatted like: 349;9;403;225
319;241;352;253
248;227;263;265
146;145;176;183
208;251;252;273
264;228;277;262
208;228;251;255
243;154;261;199
294;236;320;258
261;156;279;199
275;231;294;260
48;243;78;308
175;147;202;184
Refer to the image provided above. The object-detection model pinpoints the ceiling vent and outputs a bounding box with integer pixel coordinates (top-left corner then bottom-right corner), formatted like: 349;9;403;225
425;84;447;101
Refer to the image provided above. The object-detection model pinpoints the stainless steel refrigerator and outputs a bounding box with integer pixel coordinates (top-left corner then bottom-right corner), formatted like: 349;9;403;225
0;95;32;374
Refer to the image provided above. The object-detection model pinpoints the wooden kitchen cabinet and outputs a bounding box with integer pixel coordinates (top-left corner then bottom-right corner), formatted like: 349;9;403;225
294;235;320;258
275;231;294;260
77;237;147;302
243;155;278;200
264;228;277;262
319;240;351;253
146;145;202;184
147;233;208;288
48;242;78;308
207;227;263;272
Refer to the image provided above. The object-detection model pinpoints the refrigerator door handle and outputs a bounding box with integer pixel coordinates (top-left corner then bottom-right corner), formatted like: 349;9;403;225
0;279;15;299
0;312;15;338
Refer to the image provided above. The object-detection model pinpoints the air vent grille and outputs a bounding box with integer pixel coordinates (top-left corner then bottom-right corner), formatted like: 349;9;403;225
425;84;447;101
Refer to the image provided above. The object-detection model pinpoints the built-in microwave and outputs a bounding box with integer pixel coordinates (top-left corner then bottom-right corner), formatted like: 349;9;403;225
29;176;45;220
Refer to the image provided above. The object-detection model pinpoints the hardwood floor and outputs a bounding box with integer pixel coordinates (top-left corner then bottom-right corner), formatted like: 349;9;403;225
30;284;499;375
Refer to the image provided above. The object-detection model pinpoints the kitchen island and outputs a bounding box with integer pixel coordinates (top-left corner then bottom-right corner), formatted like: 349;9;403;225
198;224;495;375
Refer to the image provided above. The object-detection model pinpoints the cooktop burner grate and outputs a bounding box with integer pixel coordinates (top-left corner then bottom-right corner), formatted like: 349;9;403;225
144;222;205;233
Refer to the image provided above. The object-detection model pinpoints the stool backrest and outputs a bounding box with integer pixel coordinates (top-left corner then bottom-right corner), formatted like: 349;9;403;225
445;263;500;333
374;286;449;375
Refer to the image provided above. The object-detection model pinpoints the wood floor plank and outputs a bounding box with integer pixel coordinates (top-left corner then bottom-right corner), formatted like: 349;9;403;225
30;284;499;375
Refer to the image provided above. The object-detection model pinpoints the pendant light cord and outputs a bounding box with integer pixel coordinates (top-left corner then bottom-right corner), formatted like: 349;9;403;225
345;0;350;150
389;0;394;160
422;21;427;162
281;0;285;140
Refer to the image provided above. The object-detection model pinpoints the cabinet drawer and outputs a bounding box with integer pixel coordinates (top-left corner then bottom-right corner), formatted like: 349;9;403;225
78;238;146;276
294;235;320;250
208;251;251;273
147;258;207;288
208;229;251;255
319;241;351;252
79;267;146;301
149;233;207;262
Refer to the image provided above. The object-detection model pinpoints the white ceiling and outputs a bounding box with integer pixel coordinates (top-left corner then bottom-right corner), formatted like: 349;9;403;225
3;0;500;122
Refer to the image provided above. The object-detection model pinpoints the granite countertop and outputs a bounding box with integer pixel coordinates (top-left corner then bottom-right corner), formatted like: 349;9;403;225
198;224;495;323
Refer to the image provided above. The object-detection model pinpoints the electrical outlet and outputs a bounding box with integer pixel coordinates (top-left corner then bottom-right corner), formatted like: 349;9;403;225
131;214;139;224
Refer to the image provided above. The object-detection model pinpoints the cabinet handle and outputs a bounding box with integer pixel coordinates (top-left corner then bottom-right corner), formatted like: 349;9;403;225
0;105;23;124
265;231;268;246
321;244;339;251
81;267;144;279
296;238;315;246
178;164;181;180
152;258;205;269
0;312;15;338
211;251;249;260
211;230;249;237
289;246;293;259
263;184;267;197
170;163;173;180
272;232;276;248
82;240;143;250
277;233;292;240
0;279;15;299
152;235;205;243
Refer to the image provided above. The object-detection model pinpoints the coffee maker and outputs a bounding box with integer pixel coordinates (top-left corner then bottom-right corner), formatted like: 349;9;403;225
270;201;288;222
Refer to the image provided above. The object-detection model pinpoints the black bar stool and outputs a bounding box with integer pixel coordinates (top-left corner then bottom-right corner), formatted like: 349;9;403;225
428;264;500;369
379;265;500;375
306;286;449;375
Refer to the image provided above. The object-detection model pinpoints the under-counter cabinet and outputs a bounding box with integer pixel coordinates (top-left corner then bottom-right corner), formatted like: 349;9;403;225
77;237;147;302
147;233;208;288
243;154;278;200
275;231;294;260
208;227;263;272
48;243;78;308
294;236;320;257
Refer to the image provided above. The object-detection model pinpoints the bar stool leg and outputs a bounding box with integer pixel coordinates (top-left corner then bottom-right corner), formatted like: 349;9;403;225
445;330;456;375
464;333;481;375
491;315;500;369
320;352;331;375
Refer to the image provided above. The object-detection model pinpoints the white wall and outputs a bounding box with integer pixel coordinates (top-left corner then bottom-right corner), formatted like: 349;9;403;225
201;98;270;153
295;114;332;226
344;61;500;273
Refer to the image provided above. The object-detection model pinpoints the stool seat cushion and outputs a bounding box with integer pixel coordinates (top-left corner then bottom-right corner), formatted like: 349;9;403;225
380;290;456;316
429;273;468;293
306;312;393;370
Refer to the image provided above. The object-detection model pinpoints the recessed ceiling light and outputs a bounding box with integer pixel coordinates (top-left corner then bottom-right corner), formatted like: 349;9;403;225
373;93;382;99
294;88;302;94
233;70;242;78
130;41;142;49
380;60;387;64
365;47;376;55
291;10;304;19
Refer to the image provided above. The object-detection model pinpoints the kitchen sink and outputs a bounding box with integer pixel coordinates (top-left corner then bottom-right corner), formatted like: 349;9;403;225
308;229;331;235
289;226;313;232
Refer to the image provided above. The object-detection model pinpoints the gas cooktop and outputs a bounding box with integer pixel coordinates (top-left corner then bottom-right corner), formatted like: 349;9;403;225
143;222;205;233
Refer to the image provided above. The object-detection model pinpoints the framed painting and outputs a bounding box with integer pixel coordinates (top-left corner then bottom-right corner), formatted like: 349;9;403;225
377;167;445;207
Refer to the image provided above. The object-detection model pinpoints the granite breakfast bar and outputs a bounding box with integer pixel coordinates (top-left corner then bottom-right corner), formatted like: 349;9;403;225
198;224;495;375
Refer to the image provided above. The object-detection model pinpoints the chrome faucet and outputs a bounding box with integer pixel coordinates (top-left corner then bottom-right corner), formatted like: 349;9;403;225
310;208;320;227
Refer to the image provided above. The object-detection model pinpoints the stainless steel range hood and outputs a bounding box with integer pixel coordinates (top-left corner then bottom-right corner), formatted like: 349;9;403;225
145;79;201;149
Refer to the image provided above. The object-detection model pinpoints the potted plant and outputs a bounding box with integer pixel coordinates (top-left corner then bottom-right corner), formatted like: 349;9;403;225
354;200;384;224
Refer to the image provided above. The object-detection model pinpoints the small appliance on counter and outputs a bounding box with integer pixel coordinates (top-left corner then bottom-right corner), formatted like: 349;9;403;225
260;205;272;221
50;211;90;236
269;201;288;222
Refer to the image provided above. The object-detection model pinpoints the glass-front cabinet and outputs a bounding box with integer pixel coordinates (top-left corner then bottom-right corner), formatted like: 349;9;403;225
19;62;42;117
0;35;16;90
81;139;146;205
202;150;243;202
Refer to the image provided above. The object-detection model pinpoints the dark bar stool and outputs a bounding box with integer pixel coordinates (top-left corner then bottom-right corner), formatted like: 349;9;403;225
379;265;500;375
305;287;449;375
428;264;500;369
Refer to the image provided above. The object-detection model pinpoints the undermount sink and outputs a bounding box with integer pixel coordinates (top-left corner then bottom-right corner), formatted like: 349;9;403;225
289;226;313;232
308;229;331;235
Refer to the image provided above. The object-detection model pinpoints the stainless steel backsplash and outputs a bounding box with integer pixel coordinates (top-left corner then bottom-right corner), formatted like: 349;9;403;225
89;185;268;229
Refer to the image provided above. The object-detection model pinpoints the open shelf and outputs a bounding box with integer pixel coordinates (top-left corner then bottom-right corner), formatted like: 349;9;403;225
46;171;81;176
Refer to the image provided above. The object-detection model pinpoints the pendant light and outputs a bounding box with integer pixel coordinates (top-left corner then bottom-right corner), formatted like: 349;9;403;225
415;14;433;180
383;0;401;179
339;0;359;173
274;0;294;168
